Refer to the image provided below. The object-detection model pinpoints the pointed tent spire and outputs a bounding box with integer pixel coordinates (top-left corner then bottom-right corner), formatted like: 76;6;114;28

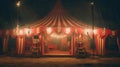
55;0;62;8
50;0;65;15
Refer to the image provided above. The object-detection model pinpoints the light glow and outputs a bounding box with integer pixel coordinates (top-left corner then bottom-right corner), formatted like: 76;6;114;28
51;33;66;38
90;2;94;5
25;28;31;35
85;29;97;35
93;29;97;34
85;29;91;35
19;29;23;35
47;27;52;34
65;28;71;34
16;1;21;7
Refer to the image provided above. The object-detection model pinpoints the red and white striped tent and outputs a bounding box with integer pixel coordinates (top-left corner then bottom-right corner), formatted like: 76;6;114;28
30;0;89;28
19;0;91;35
0;0;120;56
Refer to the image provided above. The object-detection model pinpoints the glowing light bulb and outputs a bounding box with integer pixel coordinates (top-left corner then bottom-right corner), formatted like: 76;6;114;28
16;1;21;7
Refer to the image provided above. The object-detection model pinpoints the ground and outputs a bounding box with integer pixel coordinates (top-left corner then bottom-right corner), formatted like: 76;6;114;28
0;55;120;67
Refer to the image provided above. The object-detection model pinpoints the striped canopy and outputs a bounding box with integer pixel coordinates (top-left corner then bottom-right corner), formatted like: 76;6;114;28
28;0;89;29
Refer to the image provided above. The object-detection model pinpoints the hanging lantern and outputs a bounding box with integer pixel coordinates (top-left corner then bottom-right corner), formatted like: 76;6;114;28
65;28;71;34
46;27;52;34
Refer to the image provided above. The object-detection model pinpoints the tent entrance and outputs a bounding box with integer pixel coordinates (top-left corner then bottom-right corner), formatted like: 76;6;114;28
44;33;71;55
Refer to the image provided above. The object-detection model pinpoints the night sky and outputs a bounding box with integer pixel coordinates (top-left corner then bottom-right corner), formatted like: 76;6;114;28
0;0;120;30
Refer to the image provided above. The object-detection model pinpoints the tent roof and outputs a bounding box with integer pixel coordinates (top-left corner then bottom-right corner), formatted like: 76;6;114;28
25;0;90;29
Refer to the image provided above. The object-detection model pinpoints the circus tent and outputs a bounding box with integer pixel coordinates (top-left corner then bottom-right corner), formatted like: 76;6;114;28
0;0;120;57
